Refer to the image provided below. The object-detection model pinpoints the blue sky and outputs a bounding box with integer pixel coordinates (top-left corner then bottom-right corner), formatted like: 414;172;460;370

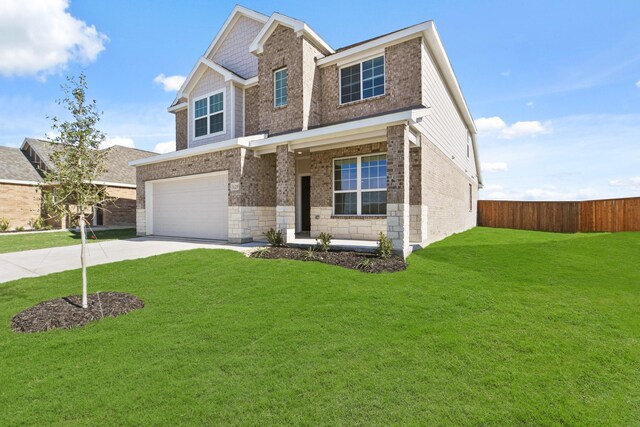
1;0;639;200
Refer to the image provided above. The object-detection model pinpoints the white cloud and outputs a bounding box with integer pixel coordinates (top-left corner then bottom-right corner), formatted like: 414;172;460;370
153;141;175;154
636;80;640;88
154;74;186;92
609;176;640;188
475;116;550;139
481;162;508;172
501;69;511;77
526;101;534;107
101;136;135;149
0;0;107;79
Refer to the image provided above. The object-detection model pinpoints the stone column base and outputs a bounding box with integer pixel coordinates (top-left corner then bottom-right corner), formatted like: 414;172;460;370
276;205;296;243
387;203;410;258
136;209;146;236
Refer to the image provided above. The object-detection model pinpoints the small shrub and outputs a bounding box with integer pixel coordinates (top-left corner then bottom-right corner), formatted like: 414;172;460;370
15;226;25;232
30;217;46;230
263;228;285;247
357;258;375;271
376;232;393;259
316;232;333;252
304;246;315;260
0;218;10;232
253;247;271;258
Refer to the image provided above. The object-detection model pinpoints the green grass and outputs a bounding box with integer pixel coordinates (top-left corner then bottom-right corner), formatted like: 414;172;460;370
0;227;639;425
0;228;136;254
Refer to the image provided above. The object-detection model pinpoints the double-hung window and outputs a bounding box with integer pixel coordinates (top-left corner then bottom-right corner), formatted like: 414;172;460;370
334;154;387;216
274;68;288;107
340;55;385;104
194;90;224;138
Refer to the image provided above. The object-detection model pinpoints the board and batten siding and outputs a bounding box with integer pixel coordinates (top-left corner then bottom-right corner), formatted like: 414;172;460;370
417;41;478;184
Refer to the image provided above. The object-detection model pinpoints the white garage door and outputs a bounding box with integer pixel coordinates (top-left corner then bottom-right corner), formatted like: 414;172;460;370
151;172;228;240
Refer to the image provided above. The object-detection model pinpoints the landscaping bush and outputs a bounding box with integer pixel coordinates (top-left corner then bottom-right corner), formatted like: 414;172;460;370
316;232;333;252
0;218;10;232
263;228;285;247
304;246;315;259
30;217;46;230
15;226;24;232
376;232;393;259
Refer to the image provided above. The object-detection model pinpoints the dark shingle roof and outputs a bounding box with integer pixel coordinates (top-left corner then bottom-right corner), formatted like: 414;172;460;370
0;146;42;183
100;145;156;185
21;138;157;186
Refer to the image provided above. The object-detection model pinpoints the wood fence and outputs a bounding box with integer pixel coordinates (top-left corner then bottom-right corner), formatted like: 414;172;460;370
477;197;640;233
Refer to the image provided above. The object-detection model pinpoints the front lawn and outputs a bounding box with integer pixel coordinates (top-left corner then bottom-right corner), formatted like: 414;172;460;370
1;228;639;424
0;228;136;254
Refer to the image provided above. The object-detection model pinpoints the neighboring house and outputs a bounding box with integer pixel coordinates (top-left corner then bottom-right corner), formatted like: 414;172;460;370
0;138;157;230
130;5;482;256
0;146;43;229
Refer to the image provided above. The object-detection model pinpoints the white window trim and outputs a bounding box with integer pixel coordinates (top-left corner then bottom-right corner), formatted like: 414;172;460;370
192;89;226;142
332;153;387;216
273;67;288;107
338;54;385;106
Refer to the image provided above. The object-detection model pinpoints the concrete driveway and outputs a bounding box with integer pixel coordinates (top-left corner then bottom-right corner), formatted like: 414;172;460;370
0;236;263;284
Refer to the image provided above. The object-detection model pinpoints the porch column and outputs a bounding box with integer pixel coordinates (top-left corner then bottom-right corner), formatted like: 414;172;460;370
386;124;411;257
276;144;296;242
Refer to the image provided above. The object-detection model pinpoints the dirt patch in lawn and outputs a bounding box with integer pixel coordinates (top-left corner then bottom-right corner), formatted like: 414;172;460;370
251;247;406;273
11;292;144;333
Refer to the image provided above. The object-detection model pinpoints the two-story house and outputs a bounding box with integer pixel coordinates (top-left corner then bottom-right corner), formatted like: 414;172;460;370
130;5;482;256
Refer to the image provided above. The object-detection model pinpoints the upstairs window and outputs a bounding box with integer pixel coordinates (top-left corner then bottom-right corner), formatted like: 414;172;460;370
334;154;387;216
340;55;385;104
194;91;224;138
274;68;288;107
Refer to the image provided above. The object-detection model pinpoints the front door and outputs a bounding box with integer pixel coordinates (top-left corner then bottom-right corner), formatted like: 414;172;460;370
300;176;311;232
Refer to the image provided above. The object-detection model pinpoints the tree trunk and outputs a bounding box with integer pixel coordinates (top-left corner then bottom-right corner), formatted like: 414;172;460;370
79;212;88;309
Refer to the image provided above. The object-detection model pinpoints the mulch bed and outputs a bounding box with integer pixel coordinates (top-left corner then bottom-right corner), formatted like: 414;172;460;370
251;246;406;273
11;292;144;333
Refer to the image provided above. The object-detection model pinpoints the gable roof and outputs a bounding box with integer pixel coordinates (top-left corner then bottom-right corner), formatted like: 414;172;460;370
20;138;156;186
203;5;269;59
248;12;334;55
0;146;42;184
174;57;258;102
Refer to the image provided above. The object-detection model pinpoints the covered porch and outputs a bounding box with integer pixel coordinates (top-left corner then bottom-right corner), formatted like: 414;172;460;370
251;109;430;257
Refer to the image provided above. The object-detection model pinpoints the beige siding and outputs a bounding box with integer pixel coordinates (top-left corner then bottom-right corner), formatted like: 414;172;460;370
418;42;479;183
210;15;263;79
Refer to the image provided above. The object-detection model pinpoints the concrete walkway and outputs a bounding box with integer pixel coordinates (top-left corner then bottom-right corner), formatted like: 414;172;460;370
0;237;263;284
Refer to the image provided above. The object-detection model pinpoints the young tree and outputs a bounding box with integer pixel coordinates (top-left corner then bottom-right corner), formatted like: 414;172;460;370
41;74;111;309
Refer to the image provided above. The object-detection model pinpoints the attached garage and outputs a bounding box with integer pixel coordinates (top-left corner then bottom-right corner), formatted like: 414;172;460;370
146;172;228;240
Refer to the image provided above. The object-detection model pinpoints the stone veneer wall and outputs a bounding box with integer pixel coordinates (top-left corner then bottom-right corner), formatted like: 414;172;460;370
309;141;388;240
319;37;424;127
423;137;478;244
0;183;41;229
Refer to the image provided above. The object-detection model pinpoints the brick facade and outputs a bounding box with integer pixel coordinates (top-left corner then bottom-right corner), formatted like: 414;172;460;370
319;38;424;127
386;124;411;256
0;183;41;230
102;186;137;226
176;109;188;151
256;26;305;135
